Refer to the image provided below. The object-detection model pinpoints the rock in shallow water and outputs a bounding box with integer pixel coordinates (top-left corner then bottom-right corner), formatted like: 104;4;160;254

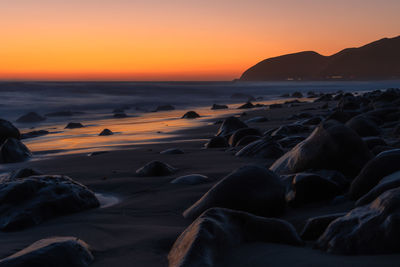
182;111;200;119
183;165;286;220
65;122;84;129
135;160;177;176
317;187;400;254
0;175;99;231
169;208;303;267
270;120;372;177
0;236;93;267
0;138;31;163
99;129;113;136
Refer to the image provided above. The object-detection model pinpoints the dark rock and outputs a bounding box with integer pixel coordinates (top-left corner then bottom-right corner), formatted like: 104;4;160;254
271;124;309;136
236;138;284;159
337;95;360;110
349;149;400;200
16;112;46;123
113;113;127;118
183;165;286;220
170;174;209;185
268;103;283;109
0;138;31;163
135;160;177;176
237;101;255;109
154;105;175;112
169;208;303;267
235;135;260;146
99;129;113;136
0;175;99;231
216;117;247;137
292;91;303;98
346;115;380;137
182;111;200;119
229;128;261;146
0;236;94;267
211;104;228;110
65;122;84;129
270;120;372;177
245;116;268;123
286;173;341;206
160;148;184;154
0;119;20;145
300;213;346;241
205;136;229;148
314;94;332;102
5;168;43;180
317;187;400;254
21;130;49;139
362;136;387;150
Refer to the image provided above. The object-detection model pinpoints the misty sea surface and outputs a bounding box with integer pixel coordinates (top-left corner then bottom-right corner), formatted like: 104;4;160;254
0;80;399;161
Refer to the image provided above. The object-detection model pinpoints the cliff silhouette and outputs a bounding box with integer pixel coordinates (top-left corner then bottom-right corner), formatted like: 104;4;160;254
240;36;400;81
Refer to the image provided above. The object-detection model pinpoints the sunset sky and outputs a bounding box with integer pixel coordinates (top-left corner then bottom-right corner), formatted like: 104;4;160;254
1;0;399;81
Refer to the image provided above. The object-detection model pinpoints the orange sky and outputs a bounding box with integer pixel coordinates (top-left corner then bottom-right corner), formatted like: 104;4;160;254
1;0;399;81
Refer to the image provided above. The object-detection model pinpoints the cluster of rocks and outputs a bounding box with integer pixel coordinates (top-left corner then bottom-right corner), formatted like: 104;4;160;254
169;88;400;265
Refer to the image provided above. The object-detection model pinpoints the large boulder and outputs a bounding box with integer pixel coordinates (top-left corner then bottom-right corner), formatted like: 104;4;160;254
317;187;400;254
0;138;31;163
270;120;372;177
204;136;229;148
345;115;380;137
0;237;93;267
0;119;20;145
349;149;400;200
16;112;46;123
0;175;99;231
235;138;284;159
135;160;177;176
286;173;342;206
216;117;247;137
356;170;400;206
169;208;303;267
183;165;286;220
300;213;346;241
228;128;261;146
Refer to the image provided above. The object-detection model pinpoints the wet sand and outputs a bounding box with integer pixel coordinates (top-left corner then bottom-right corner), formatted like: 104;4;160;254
1;100;399;266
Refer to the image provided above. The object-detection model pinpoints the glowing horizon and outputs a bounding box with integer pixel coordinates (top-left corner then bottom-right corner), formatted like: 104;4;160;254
1;0;399;81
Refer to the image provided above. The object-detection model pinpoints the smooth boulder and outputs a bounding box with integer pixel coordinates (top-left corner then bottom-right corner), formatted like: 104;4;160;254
183;165;286;220
235;138;284;159
270;120;372;177
317;187;400;254
169;208;303;267
228;128;261;146
0;138;31;163
0;237;93;267
0;175;99;231
349;149;400;200
135;160;177;176
346;115;380;137
216;117;247;137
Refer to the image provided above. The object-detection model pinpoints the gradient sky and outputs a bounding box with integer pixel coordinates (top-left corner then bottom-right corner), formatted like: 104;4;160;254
1;0;399;81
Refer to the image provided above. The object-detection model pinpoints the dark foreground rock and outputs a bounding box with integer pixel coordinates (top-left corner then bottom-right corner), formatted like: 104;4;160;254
135;161;177;176
349;149;400;200
170;174;209;185
160;148;184;154
65;122;84;129
0;237;93;267
182;111;200;119
0;119;20;145
228;128;261;146
0;175;99;231
99;129;113;136
235;138;284;159
270;120;372;177
169;208;303;267
16;112;46;123
317;187;400;254
204;136;229;148
0;138;31;163
216;117;247;137
300;213;346;241
345;115;380;137
183;165;286;220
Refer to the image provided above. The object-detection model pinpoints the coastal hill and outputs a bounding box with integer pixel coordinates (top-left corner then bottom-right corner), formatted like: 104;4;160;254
240;35;400;81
